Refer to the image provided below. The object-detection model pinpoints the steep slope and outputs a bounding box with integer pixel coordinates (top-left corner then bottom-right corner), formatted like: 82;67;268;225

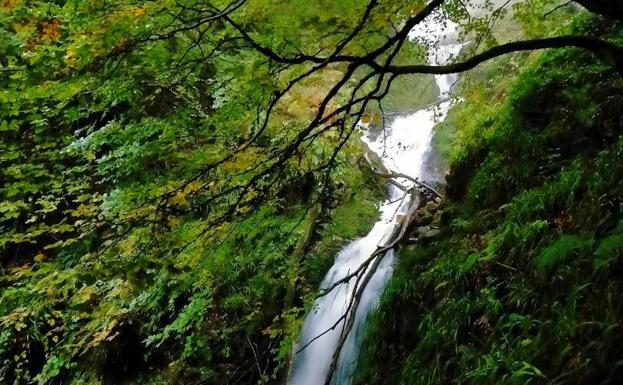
357;14;623;385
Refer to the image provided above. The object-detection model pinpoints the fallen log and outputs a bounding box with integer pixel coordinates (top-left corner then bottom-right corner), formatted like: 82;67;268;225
323;188;425;385
375;171;442;199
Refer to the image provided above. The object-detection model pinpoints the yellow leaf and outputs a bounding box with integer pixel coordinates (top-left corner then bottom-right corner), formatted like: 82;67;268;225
167;216;181;227
371;113;381;124
40;19;62;42
183;180;204;194
1;0;22;12
169;191;189;207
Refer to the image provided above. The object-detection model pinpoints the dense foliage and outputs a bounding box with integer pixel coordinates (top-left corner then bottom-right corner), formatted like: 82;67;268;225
2;0;623;384
358;14;623;385
0;1;391;383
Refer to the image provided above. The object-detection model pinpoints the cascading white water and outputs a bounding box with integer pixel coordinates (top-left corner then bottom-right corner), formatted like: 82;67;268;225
288;15;462;385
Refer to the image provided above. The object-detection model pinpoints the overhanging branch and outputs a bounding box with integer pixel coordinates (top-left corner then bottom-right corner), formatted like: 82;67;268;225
381;35;623;75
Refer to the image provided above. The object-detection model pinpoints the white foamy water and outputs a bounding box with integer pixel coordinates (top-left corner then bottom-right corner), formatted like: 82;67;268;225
288;14;462;385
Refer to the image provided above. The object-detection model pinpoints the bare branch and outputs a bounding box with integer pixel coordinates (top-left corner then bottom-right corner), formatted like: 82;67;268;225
376;172;443;198
382;35;623;75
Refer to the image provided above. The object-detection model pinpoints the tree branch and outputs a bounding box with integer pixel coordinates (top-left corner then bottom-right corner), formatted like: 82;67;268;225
375;172;442;198
382;35;623;75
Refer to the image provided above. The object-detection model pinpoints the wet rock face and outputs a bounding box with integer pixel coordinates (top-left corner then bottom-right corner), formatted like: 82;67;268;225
408;195;443;243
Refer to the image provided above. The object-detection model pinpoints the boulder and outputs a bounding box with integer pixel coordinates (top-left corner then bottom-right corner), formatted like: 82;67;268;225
425;201;438;212
431;212;442;226
413;214;433;226
417;207;430;218
419;227;441;240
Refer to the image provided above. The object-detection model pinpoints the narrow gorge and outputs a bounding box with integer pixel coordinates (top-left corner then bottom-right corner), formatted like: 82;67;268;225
289;17;463;385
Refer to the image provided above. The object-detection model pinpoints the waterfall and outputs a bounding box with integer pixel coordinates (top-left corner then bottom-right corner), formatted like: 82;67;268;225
288;15;462;385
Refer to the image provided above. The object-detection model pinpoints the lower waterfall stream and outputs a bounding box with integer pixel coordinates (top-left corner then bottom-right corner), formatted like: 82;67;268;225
288;18;462;385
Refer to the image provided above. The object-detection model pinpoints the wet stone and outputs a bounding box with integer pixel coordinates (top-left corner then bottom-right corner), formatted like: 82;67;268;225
419;227;441;239
414;214;433;226
425;201;438;212
417;207;430;218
